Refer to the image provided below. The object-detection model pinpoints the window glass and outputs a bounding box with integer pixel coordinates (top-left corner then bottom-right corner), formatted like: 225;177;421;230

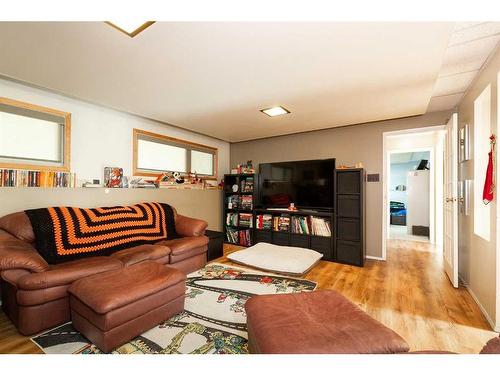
137;139;187;173
191;150;214;175
473;84;491;241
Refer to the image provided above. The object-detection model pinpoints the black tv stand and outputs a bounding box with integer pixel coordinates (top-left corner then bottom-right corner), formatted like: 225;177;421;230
223;167;366;267
254;208;334;260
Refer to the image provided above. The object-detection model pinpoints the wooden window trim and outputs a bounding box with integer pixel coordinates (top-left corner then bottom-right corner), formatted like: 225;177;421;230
0;97;71;172
133;128;218;178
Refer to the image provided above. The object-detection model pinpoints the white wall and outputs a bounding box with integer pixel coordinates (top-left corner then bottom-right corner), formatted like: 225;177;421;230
406;170;430;231
389;159;424;206
0;78;230;183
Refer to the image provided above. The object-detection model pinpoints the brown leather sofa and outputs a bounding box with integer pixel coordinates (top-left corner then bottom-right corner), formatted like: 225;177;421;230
0;207;209;336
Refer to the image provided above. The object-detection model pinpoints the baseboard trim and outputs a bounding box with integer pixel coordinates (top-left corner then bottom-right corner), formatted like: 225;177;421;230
366;255;385;261
460;276;498;332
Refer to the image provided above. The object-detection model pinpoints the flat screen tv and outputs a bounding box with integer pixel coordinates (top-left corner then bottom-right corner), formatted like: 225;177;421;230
258;159;335;210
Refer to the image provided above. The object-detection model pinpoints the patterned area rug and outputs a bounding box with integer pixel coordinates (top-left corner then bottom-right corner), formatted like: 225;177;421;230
31;262;317;354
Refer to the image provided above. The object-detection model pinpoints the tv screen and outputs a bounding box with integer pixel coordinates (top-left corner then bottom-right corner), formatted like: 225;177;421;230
258;159;335;209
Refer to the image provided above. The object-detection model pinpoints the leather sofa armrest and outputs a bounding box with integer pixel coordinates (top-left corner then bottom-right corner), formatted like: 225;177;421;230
0;230;49;273
17;257;123;290
111;244;171;266
175;214;208;237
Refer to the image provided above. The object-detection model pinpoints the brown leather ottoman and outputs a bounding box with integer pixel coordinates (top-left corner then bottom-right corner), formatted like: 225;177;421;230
245;290;410;354
68;261;185;353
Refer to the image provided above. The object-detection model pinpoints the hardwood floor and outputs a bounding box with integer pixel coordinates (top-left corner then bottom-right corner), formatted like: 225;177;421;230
0;239;496;354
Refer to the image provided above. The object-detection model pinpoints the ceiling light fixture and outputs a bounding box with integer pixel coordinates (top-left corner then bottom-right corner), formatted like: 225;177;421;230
106;21;155;37
260;106;290;117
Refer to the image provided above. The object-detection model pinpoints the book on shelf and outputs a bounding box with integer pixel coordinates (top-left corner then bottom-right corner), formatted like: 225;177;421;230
240;177;254;193
226;213;239;227
310;216;332;237
238;229;252;246
0;169;76;188
273;214;290;232
227;195;239;209
256;214;272;230
238;213;253;228
240;195;253;210
226;228;239;243
292;216;311;235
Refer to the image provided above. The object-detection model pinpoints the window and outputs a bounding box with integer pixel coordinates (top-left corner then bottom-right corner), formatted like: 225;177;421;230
0;97;71;171
133;129;217;177
473;84;491;241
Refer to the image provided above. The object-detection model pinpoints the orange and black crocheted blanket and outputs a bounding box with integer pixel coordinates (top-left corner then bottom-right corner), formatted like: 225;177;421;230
25;202;177;264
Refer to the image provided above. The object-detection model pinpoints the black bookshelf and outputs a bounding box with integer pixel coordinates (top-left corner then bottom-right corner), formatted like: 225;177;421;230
223;174;258;247
335;168;366;266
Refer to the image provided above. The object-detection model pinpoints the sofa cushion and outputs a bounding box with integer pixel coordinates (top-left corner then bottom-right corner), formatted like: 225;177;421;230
157;236;208;263
17;257;123;290
111;244;171;266
245;290;410;354
68;261;185;314
24;202;177;264
0;212;35;243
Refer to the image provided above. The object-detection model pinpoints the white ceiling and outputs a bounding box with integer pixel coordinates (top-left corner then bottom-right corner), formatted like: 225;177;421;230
427;22;500;112
0;22;494;142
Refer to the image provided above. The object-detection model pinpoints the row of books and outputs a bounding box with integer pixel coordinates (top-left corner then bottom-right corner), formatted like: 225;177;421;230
240;177;254;193
226;213;239;226
273;215;291;232
310;217;332;237
226;195;253;210
255;214;273;230
225;228;252;246
254;214;332;237
225;213;254;228
291;216;311;235
238;213;253;228
0;169;77;188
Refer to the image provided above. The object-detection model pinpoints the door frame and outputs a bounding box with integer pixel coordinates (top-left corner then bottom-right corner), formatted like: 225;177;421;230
382;125;446;260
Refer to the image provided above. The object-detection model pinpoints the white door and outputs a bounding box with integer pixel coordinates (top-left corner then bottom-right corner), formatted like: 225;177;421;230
444;113;459;287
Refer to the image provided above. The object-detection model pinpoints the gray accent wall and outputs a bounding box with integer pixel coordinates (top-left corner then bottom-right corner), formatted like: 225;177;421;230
230;110;453;259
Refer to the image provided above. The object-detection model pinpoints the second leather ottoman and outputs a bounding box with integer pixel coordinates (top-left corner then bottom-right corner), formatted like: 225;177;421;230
245;290;410;354
68;261;186;353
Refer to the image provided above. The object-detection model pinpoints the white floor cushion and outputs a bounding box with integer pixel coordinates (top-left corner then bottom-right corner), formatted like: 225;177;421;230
227;242;323;276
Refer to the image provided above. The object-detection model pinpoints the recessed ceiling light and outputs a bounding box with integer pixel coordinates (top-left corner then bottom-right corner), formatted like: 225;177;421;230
260;106;290;117
106;21;155;37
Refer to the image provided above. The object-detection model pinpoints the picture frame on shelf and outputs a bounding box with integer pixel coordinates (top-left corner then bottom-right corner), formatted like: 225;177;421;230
203;178;219;190
104;167;123;188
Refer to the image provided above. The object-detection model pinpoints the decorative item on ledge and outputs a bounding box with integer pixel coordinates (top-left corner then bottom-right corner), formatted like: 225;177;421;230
104;167;124;188
230;160;255;175
0;169;76;188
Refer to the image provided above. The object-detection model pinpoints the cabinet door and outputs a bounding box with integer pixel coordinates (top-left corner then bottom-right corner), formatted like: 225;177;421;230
310;236;332;260
337;195;361;218
272;232;290;246
337;218;361;241
290;234;310;248
336;240;363;266
337;171;361;194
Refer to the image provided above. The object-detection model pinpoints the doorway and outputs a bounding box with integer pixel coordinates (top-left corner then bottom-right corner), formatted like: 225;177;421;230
382;125;446;260
389;150;431;242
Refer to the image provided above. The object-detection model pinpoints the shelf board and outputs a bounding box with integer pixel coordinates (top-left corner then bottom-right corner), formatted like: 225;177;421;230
225;225;253;230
